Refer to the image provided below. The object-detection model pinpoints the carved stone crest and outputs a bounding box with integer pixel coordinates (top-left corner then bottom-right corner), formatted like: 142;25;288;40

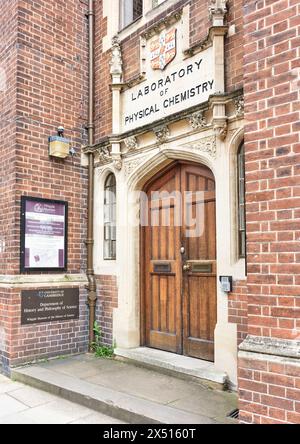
150;28;177;71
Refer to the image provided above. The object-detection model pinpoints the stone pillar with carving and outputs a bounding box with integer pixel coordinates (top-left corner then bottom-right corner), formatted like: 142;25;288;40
110;35;123;164
209;1;228;140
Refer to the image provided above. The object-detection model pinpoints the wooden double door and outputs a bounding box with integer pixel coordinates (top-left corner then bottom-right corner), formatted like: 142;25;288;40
142;162;217;361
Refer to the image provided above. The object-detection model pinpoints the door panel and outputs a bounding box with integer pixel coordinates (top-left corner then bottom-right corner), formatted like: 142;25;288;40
142;162;217;361
181;164;217;361
144;165;182;354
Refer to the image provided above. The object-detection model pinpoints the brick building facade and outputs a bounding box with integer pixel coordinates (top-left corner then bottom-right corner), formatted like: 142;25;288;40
0;0;299;424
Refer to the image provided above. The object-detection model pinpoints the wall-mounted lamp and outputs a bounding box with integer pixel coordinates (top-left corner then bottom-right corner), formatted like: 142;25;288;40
49;127;71;159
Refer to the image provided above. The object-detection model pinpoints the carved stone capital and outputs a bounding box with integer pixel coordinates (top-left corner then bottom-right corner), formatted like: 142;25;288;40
97;146;122;171
112;156;123;171
209;0;227;26
97;145;112;164
188;111;207;130
124;136;138;152
213;119;228;140
154;125;170;143
110;35;123;80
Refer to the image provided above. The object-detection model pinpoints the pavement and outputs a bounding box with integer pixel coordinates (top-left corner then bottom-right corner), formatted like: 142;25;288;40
11;354;238;424
0;374;124;424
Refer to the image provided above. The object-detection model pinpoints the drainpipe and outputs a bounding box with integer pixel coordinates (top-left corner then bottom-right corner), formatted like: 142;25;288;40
86;0;97;352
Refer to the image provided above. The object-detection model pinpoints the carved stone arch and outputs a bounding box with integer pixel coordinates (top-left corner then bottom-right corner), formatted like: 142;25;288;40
127;147;216;193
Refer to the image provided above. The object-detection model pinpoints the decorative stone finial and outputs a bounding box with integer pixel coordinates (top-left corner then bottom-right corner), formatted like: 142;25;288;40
209;0;227;26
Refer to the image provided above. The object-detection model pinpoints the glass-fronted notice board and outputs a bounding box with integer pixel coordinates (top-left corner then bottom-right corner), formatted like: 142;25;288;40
20;196;68;272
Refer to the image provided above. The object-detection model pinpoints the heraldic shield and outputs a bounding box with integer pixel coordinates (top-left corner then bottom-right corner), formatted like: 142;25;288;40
150;28;177;71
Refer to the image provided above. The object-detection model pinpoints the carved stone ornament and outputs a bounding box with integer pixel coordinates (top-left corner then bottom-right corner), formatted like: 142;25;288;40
112;156;123;171
154;125;170;143
181;136;217;159
209;0;227;23
97;146;112;164
110;35;123;77
97;147;123;171
188;111;207;130
124;136;138;152
124;157;145;178
213;121;228;141
234;96;244;118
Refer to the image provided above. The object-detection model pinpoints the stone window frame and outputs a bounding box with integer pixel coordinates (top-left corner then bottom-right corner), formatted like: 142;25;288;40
103;0;181;51
237;142;246;260
104;173;117;260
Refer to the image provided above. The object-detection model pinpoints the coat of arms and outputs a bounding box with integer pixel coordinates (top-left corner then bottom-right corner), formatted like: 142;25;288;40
150;28;177;71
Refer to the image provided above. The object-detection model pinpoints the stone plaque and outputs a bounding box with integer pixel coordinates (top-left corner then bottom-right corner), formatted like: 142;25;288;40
21;288;79;325
121;46;215;132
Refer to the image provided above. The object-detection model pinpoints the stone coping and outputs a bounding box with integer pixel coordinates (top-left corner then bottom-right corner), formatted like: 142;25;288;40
239;335;300;360
0;274;88;288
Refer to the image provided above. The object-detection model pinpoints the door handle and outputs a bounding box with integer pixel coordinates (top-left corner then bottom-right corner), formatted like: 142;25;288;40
183;263;191;271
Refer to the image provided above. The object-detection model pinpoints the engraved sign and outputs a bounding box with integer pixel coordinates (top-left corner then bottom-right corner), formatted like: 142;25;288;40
121;46;215;132
21;288;79;325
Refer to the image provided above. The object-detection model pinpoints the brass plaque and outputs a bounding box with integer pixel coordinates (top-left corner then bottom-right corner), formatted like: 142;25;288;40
154;263;171;273
191;263;212;273
21;288;79;325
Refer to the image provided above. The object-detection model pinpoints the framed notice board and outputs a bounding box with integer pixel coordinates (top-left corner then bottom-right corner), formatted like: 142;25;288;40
20;196;68;272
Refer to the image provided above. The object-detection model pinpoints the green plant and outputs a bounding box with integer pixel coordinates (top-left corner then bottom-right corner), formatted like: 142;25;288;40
92;322;115;358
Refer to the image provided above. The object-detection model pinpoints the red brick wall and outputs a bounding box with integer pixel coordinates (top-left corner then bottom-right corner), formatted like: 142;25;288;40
95;275;118;347
0;0;18;275
0;287;88;373
0;0;89;370
228;280;248;344
239;354;300;424
239;0;300;424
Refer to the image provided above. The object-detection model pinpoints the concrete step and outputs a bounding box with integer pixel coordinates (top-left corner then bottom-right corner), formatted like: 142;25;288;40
11;366;214;424
11;355;237;424
115;347;228;390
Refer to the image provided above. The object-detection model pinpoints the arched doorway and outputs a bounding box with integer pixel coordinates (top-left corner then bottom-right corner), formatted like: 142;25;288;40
141;161;217;361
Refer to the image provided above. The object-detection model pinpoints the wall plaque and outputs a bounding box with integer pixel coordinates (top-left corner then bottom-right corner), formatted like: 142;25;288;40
20;196;68;272
121;46;215;132
21;288;79;325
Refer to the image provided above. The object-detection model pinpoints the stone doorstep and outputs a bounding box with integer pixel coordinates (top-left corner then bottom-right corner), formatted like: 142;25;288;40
114;347;228;390
11;365;219;424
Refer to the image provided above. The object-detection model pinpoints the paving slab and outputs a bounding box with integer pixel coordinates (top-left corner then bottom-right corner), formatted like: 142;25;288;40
0;374;125;424
12;354;238;424
0;394;27;418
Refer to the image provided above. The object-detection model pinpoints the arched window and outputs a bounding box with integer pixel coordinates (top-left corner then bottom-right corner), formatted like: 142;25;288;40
237;143;246;259
104;173;116;260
